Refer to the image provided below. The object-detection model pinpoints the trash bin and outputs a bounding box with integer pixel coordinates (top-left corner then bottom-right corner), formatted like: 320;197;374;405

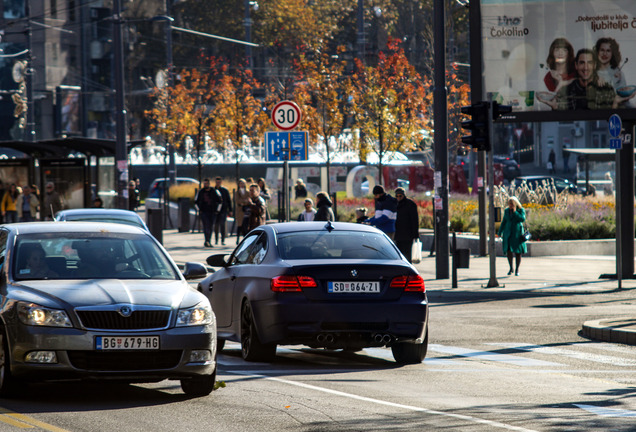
454;248;470;268
147;207;163;244
178;198;190;233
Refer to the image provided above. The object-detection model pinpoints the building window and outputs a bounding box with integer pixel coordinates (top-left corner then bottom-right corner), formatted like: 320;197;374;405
68;0;75;21
50;0;57;18
3;0;25;19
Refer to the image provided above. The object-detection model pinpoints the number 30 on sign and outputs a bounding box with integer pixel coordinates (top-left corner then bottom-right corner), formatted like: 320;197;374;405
272;101;301;131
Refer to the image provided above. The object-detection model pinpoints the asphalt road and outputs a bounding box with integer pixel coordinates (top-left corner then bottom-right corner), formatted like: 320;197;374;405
1;275;636;431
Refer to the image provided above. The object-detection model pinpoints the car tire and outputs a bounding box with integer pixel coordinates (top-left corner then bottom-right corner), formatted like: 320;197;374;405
0;329;18;397
391;332;428;364
240;302;276;362
180;369;217;397
217;339;225;352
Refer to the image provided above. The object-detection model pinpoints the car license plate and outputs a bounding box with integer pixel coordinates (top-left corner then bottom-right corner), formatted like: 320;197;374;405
95;336;160;350
328;281;380;293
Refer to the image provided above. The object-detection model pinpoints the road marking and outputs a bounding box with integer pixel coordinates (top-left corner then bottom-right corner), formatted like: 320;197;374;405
429;344;562;367
575;404;636;418
0;407;71;431
488;343;636;367
231;370;539;432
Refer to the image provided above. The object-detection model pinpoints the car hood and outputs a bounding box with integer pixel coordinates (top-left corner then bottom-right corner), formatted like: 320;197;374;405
10;279;195;309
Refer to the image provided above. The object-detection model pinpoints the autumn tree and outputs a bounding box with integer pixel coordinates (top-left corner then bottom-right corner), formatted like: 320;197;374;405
350;38;431;185
145;68;214;155
208;64;271;177
294;47;354;163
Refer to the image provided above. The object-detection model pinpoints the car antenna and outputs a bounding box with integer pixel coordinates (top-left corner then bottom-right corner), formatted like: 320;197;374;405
324;221;335;232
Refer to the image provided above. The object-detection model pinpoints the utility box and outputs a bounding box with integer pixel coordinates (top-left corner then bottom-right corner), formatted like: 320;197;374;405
147;208;163;244
454;248;470;268
178;198;190;233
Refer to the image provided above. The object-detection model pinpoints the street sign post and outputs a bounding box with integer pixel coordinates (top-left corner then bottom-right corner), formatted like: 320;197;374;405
265;131;308;161
271;100;301;131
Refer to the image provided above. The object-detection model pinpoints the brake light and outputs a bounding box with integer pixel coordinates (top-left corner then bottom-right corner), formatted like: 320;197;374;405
271;275;317;292
390;275;426;292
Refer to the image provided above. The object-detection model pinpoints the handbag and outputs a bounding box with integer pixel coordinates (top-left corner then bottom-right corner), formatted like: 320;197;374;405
411;238;422;263
521;223;531;242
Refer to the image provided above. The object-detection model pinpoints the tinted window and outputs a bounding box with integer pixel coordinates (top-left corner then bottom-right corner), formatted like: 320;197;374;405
231;234;260;265
278;231;400;260
13;233;179;280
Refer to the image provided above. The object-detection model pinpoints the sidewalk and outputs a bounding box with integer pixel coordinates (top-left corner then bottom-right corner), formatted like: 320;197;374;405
160;229;636;346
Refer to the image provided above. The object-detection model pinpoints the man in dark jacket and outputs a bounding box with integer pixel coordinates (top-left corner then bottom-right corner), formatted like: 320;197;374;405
394;187;420;262
195;178;222;247
366;185;397;240
247;183;267;231
214;177;232;245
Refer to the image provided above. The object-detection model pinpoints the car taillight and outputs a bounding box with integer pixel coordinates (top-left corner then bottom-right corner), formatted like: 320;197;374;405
390;275;426;292
271;275;317;292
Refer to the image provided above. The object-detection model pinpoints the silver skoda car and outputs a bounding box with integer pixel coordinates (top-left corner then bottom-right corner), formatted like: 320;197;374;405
0;222;216;397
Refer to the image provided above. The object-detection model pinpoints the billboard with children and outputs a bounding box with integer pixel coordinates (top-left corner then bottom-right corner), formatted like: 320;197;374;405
481;0;636;122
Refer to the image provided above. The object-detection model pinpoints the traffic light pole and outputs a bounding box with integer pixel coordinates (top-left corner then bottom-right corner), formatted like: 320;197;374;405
486;102;499;288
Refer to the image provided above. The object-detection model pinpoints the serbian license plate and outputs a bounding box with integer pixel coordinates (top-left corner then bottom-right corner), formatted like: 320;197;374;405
328;281;380;293
95;336;160;350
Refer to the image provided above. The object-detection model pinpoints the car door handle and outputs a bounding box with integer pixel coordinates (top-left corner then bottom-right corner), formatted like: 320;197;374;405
231;275;237;281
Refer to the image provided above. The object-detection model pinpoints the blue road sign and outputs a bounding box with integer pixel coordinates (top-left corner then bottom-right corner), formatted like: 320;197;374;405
609;137;622;150
266;131;308;161
608;114;622;138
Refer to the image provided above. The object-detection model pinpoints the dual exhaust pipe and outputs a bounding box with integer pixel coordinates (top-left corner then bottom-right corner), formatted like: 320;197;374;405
316;333;335;344
373;333;393;344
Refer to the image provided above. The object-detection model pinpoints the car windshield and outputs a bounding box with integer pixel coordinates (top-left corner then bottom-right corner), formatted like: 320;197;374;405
277;230;401;260
62;214;145;229
13;233;179;280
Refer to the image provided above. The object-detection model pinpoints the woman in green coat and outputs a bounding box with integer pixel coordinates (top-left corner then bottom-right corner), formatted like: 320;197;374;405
498;196;527;276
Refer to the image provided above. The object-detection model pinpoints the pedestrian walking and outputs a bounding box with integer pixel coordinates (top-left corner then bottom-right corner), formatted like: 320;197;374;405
314;191;335;221
128;180;140;211
603;172;614;196
93;197;104;208
548;149;556;174
246;183;266;231
234;178;251;244
195;178;222;248
0;180;6;224
365;185;397;240
498;196;527;276
42;181;63;220
394;187;420;263
562;145;570;174
257;177;271;221
16;185;39;222
214;177;232;245
294;179;308;199
297;198;316;221
1;183;20;223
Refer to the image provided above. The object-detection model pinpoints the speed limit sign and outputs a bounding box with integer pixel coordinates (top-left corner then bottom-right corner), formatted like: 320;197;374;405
271;101;301;131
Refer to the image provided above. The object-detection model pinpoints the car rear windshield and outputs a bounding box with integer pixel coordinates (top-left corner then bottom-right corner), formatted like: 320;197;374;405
277;230;401;260
13;233;179;280
63;214;145;229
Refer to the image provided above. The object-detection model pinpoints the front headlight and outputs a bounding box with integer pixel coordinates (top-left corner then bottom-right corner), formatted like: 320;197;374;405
17;302;72;328
176;302;213;327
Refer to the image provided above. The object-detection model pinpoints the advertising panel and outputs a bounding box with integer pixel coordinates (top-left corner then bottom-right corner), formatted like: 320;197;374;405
482;0;636;122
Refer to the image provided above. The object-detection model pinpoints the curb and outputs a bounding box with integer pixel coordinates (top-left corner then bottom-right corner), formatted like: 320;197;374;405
581;318;636;345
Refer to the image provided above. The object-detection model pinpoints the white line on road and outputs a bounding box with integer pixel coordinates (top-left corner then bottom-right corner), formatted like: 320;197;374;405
230;370;540;432
574;404;636;418
487;343;636;367
429;344;562;367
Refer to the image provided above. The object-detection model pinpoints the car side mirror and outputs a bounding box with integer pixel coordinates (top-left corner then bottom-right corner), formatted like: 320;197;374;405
182;262;207;280
206;254;229;267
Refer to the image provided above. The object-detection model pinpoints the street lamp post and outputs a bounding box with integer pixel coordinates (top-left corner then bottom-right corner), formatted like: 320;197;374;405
113;0;128;209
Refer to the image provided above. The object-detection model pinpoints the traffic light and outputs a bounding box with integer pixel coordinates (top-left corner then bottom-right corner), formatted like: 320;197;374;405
460;102;490;152
492;101;513;120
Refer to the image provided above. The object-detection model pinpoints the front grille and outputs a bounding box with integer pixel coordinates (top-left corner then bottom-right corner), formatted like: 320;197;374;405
68;351;182;371
321;322;388;331
77;310;171;330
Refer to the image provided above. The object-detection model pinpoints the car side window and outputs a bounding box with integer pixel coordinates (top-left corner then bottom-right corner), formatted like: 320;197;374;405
248;235;268;265
232;234;260;265
0;229;7;270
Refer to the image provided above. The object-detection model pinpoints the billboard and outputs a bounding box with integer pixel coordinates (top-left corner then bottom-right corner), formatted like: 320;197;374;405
482;0;636;122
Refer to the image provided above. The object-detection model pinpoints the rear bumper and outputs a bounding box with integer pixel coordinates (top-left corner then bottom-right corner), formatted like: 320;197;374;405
251;298;428;347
